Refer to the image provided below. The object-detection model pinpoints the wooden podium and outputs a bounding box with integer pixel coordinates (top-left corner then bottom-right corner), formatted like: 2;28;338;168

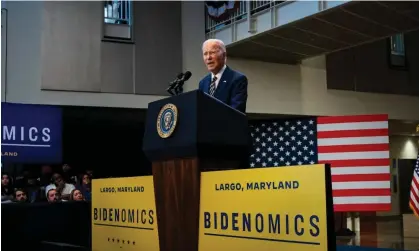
142;90;249;251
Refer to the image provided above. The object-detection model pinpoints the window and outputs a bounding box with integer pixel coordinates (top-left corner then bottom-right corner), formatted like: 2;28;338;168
389;33;406;68
104;0;131;25
103;0;133;41
390;33;405;56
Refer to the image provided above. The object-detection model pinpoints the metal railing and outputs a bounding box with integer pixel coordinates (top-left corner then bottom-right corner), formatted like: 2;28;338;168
250;1;274;14
104;0;132;25
390;33;405;56
205;0;286;33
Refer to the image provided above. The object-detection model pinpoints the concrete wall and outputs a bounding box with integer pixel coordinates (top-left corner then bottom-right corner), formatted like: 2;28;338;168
327;29;419;97
3;1;419;121
220;56;419;120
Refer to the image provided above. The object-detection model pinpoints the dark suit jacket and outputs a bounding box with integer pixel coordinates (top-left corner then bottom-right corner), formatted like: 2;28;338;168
198;66;248;113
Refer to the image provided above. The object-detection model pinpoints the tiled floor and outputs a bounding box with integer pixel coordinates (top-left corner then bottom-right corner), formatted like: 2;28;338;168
403;214;419;251
338;214;419;251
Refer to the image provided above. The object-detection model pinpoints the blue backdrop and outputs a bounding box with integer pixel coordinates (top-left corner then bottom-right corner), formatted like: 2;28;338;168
1;102;62;163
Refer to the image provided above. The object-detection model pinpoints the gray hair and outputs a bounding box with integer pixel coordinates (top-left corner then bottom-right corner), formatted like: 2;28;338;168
202;39;226;53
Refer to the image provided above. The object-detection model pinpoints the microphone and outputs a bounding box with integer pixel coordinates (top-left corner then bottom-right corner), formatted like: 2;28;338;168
167;72;184;95
173;71;192;95
177;71;192;86
182;71;192;82
167;71;192;96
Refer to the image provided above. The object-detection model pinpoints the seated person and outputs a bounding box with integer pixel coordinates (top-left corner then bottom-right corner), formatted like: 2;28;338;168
62;164;78;184
26;176;42;202
77;173;91;201
70;189;85;201
14;188;28;203
45;173;75;201
1;173;14;203
46;188;60;202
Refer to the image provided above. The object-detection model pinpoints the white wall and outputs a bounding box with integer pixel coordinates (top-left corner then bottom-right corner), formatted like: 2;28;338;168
390;136;419;159
225;56;419;120
3;1;419;121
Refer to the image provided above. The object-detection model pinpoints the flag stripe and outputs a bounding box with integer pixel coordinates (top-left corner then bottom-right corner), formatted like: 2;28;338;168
331;166;389;175
409;154;419;218
317;122;388;132
317;114;388;124
333;188;391;197
318;136;389;146
318;151;389;161
319;115;390;212
318;129;388;138
333;196;390;205
411;187;419;203
332;173;390;182
410;202;419;217
318;159;390;167
410;194;418;211
332;181;390;190
411;176;418;201
334;203;391;212
318;144;389;153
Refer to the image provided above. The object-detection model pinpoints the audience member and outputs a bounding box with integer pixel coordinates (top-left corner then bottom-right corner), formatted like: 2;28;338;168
46;188;60;202
14;188;28;203
77;173;92;201
70;189;85;201
86;169;94;179
62;164;78;184
1;173;14;202
45;173;75;201
38;165;53;186
25;176;42;203
2;164;93;204
14;169;31;188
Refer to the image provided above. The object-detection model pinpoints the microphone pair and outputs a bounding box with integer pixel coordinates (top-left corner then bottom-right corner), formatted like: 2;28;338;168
167;71;192;96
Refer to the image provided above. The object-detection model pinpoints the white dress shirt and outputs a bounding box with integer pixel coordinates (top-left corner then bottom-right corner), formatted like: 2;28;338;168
211;64;227;89
45;183;75;199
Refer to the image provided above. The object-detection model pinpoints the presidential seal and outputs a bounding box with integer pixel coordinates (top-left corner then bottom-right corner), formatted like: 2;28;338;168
157;103;178;138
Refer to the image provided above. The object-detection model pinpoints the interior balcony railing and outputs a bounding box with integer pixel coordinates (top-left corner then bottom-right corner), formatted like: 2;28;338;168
103;0;133;41
204;0;351;44
205;1;287;34
203;0;419;65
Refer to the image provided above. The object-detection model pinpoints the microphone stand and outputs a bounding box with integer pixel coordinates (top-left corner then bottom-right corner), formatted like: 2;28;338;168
173;80;184;96
167;80;184;96
167;80;179;96
167;71;190;96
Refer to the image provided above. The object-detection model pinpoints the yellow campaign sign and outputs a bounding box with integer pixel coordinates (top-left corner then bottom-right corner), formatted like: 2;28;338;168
92;176;160;251
198;164;335;251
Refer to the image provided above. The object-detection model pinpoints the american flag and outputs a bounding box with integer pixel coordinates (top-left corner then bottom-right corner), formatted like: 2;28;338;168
409;153;419;217
249;114;391;212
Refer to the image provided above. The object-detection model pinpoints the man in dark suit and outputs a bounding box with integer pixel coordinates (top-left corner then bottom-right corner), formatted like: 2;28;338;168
198;39;248;113
199;39;251;169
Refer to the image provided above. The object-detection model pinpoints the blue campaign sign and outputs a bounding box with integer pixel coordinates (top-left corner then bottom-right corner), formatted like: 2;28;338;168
1;103;62;163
